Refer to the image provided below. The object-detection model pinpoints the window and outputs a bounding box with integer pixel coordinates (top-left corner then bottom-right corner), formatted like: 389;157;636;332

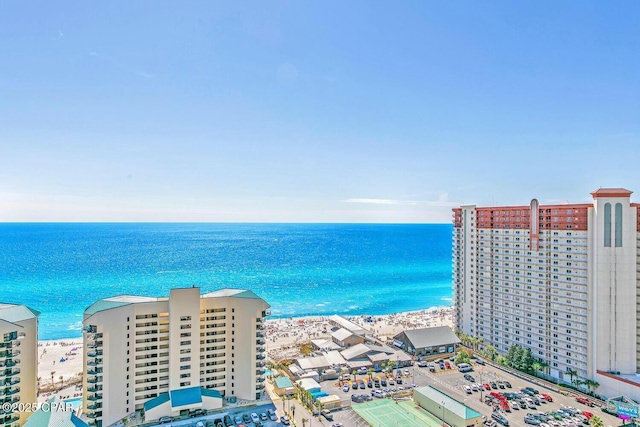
604;203;612;247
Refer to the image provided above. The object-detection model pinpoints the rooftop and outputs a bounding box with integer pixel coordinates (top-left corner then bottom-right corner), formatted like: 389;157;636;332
332;328;356;342
394;326;460;349
0;303;40;323
591;188;633;198
414;385;482;420
328;315;370;336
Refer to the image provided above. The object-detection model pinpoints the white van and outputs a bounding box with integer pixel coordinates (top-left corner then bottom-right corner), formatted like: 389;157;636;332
458;363;472;372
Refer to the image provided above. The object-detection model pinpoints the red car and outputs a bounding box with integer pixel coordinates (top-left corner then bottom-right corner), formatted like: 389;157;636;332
444;361;451;369
582;411;593;419
483;383;491;390
541;393;553;402
576;396;594;407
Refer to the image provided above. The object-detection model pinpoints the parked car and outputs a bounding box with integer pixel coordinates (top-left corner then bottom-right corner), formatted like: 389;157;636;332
491;382;498;389
429;363;436;372
581;411;593;420
541;393;553;402
484;383;491;390
367;380;373;388
342;384;350;392
492;412;510;426
465;385;472;394
381;378;387;386
250;413;260;425
159;417;173;424
504;381;512;388
321;410;334;421
525;414;542;425
235;415;244;425
281;416;291;425
497;381;505;389
444;361;451;369
224;415;234;427
242;414;251;424
575;396;594;407
418;361;428;367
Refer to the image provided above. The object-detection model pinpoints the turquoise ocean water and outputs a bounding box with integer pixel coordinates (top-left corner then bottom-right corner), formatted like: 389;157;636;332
0;223;453;340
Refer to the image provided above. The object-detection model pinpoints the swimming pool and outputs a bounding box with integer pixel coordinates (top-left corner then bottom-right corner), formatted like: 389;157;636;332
64;397;82;410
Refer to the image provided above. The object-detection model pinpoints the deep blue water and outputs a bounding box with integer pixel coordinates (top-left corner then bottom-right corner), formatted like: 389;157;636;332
0;223;453;340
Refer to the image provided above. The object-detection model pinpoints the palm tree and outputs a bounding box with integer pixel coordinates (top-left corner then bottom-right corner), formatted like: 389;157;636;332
573;378;584;391
566;368;577;386
59;375;64;389
589;415;604;427
367;367;374;381
583;379;600;396
351;369;357;383
485;346;498;361
50;371;56;387
302;418;309;427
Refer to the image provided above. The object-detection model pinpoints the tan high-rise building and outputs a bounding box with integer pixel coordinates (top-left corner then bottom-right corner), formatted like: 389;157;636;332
82;288;270;427
0;303;39;427
453;188;640;400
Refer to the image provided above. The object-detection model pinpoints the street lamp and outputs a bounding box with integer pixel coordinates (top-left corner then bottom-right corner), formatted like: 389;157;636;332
442;400;446;427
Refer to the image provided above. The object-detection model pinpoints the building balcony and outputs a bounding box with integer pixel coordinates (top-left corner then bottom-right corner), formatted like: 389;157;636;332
256;369;266;375
256;318;265;324
4;387;19;396
87;369;102;376
87;386;102;393
257;324;265;330
256;361;266;368
85;325;97;334
3;415;19;424
256;354;265;360
87;377;101;384
86;403;102;411
257;347;265;353
87;359;103;367
87;350;103;358
3;332;17;343
87;394;103;401
256;332;264;338
5;379;19;386
257;377;265;383
3;369;19;377
256;339;265;345
256;384;265;390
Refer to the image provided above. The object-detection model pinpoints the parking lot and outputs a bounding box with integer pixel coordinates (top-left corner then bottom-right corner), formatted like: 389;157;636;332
314;361;623;427
152;402;281;427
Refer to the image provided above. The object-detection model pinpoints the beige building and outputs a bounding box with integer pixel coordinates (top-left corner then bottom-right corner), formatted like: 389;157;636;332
0;303;39;427
453;188;640;400
82;287;270;427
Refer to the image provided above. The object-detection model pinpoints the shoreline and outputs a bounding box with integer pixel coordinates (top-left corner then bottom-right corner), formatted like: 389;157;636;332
36;304;455;342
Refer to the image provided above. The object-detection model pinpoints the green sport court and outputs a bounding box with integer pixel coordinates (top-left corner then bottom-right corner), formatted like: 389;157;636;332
352;399;445;427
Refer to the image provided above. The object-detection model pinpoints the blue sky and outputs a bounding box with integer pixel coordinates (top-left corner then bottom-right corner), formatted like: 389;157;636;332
1;1;639;222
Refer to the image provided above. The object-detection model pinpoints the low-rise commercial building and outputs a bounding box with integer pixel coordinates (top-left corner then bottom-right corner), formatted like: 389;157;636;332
413;386;482;427
393;326;460;359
